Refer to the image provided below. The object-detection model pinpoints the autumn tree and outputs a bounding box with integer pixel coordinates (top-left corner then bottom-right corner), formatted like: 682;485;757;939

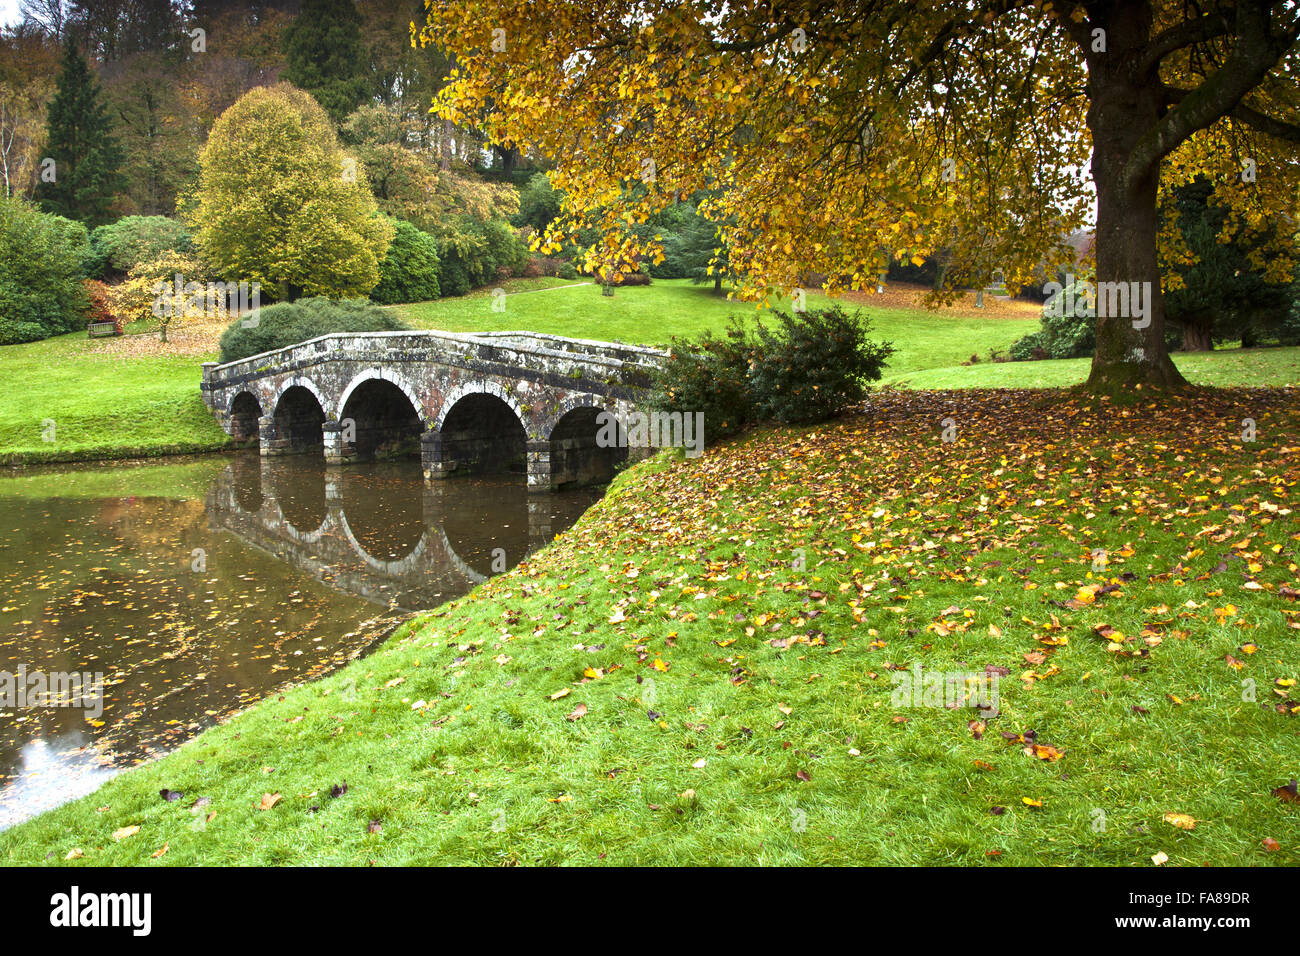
35;36;124;225
421;1;1300;393
0;24;58;198
341;102;441;228
190;83;393;299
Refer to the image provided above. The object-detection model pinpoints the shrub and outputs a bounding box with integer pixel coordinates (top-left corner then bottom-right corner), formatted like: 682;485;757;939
652;320;753;443
748;306;894;424
435;217;529;296
0;197;91;344
653;306;893;443
371;218;441;305
558;262;579;280
1009;330;1050;361
89;216;191;277
218;296;409;363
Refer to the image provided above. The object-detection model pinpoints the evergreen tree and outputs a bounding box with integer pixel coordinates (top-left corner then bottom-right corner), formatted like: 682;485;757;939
35;37;125;225
663;202;732;293
1163;178;1296;350
283;0;372;124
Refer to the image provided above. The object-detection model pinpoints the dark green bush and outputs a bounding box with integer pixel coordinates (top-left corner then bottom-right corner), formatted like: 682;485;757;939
1009;329;1050;361
218;296;409;363
653;306;893;444
512;172;562;232
88;215;191;277
436;217;529;296
371;217;441;304
0;197;91;344
652;321;752;443
748;306;894;424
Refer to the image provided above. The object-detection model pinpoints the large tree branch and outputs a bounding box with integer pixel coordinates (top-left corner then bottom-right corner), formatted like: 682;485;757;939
1123;4;1300;191
1140;10;1233;71
1166;86;1300;144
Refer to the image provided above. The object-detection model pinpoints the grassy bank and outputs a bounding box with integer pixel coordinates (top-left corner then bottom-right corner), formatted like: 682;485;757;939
0;332;229;465
5;386;1298;866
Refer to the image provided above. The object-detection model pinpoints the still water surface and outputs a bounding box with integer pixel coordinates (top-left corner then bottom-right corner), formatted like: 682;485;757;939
0;454;598;829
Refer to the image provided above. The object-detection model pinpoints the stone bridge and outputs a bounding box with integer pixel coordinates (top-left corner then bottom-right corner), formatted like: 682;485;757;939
201;329;665;491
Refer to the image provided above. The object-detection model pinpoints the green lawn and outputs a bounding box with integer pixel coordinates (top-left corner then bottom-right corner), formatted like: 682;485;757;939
395;277;1039;377
0;333;228;465
882;344;1300;389
5;387;1298;866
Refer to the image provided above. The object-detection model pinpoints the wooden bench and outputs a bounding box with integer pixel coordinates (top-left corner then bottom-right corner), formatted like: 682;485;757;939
87;321;120;338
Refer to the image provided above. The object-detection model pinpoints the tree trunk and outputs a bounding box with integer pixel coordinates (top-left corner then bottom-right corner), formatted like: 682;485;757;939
1181;320;1213;351
441;118;452;172
1083;4;1189;394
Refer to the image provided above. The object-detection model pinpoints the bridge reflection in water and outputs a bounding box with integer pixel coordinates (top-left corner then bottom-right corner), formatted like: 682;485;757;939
208;454;600;612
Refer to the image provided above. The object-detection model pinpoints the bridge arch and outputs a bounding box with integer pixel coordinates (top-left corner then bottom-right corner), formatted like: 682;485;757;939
337;369;425;462
546;399;629;489
337;368;426;423
434;380;529;436
270;377;328;456
430;382;530;479
227;390;263;443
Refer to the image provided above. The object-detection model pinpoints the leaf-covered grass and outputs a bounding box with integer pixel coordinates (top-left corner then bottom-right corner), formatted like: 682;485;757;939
0;332;229;465
5;386;1298;866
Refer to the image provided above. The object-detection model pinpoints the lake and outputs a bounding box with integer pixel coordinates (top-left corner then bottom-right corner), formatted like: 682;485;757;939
0;454;599;829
